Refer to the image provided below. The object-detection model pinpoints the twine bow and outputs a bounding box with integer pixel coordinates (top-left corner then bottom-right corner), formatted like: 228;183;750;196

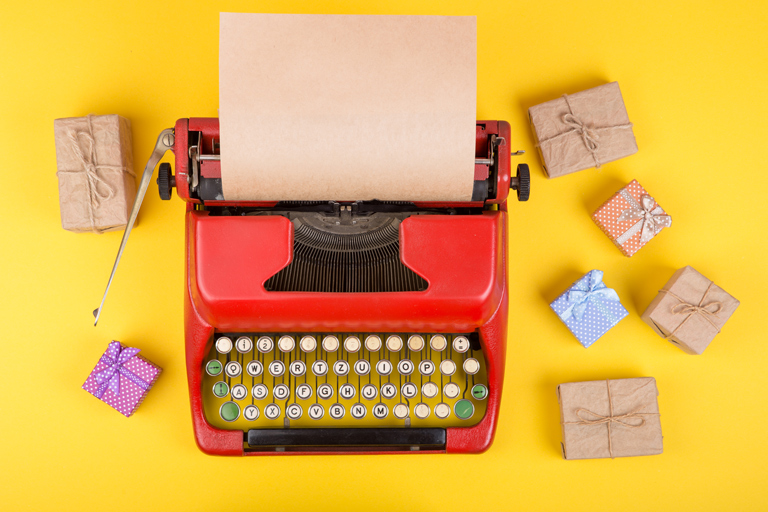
660;281;722;340
55;114;135;233
93;341;150;399
536;94;634;168
562;380;659;458
616;192;672;245
559;270;621;322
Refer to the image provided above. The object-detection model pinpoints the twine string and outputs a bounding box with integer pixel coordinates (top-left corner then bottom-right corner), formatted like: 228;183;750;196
659;281;722;340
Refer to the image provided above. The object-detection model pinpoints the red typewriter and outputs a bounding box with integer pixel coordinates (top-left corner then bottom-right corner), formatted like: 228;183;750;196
95;118;529;455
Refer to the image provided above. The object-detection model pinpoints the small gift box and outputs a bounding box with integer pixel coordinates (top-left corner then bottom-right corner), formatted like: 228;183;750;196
83;341;161;417
550;270;628;348
528;82;637;178
558;378;663;460
54;114;136;233
642;266;740;354
592;179;671;257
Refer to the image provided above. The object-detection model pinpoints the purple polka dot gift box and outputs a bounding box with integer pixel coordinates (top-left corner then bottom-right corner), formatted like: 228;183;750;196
83;341;161;417
550;270;628;348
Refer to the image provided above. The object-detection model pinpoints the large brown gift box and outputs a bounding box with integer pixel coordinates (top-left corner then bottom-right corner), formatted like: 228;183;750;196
557;378;663;460
54;114;135;233
642;266;740;355
528;82;638;178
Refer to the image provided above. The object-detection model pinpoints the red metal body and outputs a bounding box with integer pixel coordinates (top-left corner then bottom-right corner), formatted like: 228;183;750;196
179;118;509;455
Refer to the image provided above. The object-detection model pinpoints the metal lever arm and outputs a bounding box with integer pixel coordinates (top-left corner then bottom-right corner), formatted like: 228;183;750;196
93;128;175;325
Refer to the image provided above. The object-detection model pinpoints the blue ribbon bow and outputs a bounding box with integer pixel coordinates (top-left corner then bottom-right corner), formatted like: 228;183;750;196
560;270;621;322
93;341;150;399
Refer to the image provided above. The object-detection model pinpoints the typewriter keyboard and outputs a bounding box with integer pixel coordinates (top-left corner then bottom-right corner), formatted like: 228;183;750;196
202;333;489;431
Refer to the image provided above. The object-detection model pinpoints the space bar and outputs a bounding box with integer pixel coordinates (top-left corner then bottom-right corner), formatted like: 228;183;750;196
246;428;446;448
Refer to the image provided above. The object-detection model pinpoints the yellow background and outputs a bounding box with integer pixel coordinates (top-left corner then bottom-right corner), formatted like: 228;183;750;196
1;1;767;510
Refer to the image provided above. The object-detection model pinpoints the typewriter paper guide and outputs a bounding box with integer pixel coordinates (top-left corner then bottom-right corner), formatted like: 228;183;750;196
219;13;477;202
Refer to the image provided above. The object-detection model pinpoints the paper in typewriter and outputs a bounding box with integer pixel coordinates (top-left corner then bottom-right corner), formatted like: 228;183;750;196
219;13;477;201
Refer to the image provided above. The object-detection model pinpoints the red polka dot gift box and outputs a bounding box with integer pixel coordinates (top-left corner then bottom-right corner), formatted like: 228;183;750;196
83;341;161;417
592;179;672;257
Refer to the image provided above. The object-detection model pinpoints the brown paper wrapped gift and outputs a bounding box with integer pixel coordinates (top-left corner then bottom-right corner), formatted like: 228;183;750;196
642;266;740;354
54;114;135;233
528;82;637;178
558;378;663;460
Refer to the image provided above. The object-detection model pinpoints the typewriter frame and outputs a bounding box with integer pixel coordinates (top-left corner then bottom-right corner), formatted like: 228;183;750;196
175;118;513;455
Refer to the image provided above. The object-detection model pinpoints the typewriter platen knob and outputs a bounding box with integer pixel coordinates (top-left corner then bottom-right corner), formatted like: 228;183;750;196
157;162;175;200
510;163;530;202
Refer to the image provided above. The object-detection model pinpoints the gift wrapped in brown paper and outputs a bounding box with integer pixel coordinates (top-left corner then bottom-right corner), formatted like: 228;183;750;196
54;114;135;233
528;82;638;178
557;378;663;460
642;266;740;354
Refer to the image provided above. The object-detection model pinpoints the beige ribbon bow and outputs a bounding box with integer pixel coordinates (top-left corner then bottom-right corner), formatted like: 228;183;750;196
617;193;672;244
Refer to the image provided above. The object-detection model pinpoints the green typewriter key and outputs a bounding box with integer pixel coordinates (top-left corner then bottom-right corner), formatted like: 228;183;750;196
206;360;223;377
454;399;475;420
220;401;240;422
471;384;488;400
213;381;229;398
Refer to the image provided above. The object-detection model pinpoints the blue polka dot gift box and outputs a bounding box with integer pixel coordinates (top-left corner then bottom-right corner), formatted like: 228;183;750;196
550;270;628;348
83;341;161;417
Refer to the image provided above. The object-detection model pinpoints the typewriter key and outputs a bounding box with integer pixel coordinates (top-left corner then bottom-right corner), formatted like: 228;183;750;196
252;383;269;400
439;359;457;376
393;403;409;419
471;384;488;400
408;334;425;352
354;359;370;376
235;336;253;353
296;384;313;400
364;335;382;352
215;337;233;354
268;360;285;377
463;357;480;375
308;403;324;420
330;403;345;419
246;360;263;377
205;360;223;377
376;359;393;376
289;360;307;377
312;360;328;377
231;384;248;400
333;359;350;377
219;401;240;422
454;399;474;420
244;405;260;421
225;361;242;378
422;382;439;399
344;336;361;353
444;382;461;399
419;360;435;376
397;359;414;376
264;403;281;420
386;335;403;352
274;384;290;400
317;383;334;400
299;335;317;353
435;403;451;419
322;335;339;352
278;335;295;352
430;335;447;352
213;381;229;398
339;383;356;400
402;382;418;399
361;384;378;400
381;383;398;399
286;403;302;420
351;403;367;419
453;336;470;353
257;336;274;353
373;403;389;419
414;403;430;419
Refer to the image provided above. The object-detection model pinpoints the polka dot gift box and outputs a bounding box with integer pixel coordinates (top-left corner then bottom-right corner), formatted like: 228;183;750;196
550;270;628;348
83;341;161;417
592;179;672;257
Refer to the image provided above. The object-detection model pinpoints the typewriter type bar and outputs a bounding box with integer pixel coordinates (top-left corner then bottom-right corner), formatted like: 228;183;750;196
246;428;446;449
